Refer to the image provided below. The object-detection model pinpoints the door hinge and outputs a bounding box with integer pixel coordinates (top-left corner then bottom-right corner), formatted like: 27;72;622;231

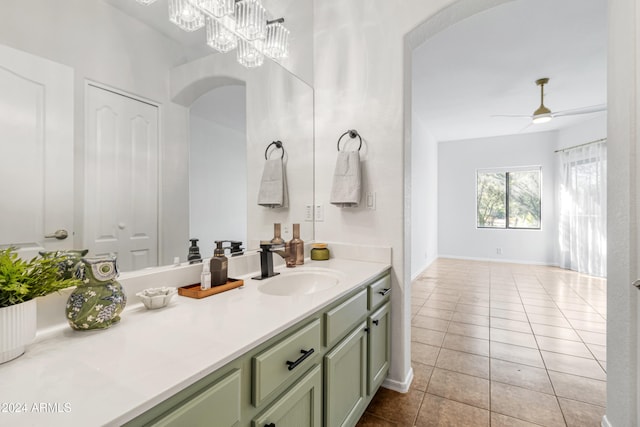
634;279;640;289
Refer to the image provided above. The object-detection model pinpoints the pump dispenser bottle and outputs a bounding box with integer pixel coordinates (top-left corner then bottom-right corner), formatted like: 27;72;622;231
188;239;202;264
271;223;284;244
210;241;228;286
200;261;211;290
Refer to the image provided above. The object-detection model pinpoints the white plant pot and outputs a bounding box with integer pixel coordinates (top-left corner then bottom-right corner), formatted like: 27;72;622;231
0;299;37;364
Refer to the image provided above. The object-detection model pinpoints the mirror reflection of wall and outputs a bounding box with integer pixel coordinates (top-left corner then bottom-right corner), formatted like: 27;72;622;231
189;85;248;259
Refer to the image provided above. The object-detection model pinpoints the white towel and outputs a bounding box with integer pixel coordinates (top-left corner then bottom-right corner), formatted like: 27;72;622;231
330;151;362;207
258;158;289;208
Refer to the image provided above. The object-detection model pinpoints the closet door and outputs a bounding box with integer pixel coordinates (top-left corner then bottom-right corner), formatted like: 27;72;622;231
0;44;74;256
85;84;159;271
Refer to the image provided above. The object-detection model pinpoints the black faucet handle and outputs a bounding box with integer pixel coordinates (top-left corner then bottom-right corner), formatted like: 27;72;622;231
259;241;284;250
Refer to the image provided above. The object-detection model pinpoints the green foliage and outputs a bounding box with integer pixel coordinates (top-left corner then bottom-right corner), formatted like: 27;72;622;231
0;248;81;308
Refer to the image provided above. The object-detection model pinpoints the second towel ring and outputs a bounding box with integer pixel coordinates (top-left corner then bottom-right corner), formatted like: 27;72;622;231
337;129;362;151
265;140;285;159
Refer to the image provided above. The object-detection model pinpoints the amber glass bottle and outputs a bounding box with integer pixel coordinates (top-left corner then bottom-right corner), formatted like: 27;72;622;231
271;223;285;244
289;223;304;265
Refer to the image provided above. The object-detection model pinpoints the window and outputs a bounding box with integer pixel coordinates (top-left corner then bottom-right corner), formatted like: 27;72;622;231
476;168;541;229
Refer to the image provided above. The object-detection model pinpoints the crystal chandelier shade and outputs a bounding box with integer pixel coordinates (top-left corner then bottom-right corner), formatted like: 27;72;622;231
169;0;204;32
135;0;289;68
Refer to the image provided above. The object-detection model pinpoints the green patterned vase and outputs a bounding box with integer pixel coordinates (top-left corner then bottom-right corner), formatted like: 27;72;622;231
39;249;88;280
66;256;126;331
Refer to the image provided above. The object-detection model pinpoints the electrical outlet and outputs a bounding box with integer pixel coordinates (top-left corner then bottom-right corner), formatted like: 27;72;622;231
304;204;313;221
315;204;324;222
366;192;376;210
496;248;502;255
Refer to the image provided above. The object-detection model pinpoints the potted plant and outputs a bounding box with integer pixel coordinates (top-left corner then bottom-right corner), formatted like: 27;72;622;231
0;248;80;364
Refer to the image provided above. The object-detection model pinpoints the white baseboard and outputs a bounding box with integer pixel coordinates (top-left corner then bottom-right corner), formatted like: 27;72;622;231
601;414;612;427
381;368;414;393
437;254;558;267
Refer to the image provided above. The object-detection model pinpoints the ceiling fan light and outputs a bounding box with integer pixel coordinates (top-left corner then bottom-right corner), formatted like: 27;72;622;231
532;112;552;124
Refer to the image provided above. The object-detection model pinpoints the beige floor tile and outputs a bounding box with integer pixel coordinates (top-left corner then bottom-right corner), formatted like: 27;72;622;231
417;307;454;320
536;335;593;358
576;330;606;346
411;327;445;347
451;311;490;326
490;308;529;322
530;323;582;341
541;351;607;380
365;387;424;426
442;333;490;357
586;343;606;362
568;318;606;333
561;309;606;322
412;315;449;332
356;413;398;426
435;348;490;379
526;313;572;328
558;397;605;427
548;370;606;407
524;305;564;317
429;293;460;303
447;321;489;340
427;368;490;409
415;393;489;427
411;342;440;366
490;358;554;394
491;301;526;312
555;301;597;313
410;362;434;392
491;382;565;427
490;328;538;349
455;303;490;316
490;317;532;334
490;342;545;368
490;412;543;427
423;299;457;311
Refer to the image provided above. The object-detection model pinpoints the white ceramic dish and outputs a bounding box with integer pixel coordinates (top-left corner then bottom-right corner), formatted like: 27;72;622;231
136;287;178;309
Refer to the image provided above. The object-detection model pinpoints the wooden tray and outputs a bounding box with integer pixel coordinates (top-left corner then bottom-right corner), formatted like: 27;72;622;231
178;278;244;299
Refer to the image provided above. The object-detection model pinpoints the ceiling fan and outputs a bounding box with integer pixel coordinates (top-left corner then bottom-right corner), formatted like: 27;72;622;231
493;78;606;124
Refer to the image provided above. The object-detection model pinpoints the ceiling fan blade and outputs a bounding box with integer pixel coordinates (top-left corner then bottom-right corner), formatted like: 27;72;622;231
552;104;607;117
490;114;532;119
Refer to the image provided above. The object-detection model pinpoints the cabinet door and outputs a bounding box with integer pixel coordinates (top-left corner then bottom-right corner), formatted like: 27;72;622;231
150;370;241;427
252;364;322;427
324;322;367;427
368;302;390;395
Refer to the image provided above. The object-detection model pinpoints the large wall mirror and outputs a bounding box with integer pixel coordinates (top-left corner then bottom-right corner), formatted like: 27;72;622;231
0;0;314;271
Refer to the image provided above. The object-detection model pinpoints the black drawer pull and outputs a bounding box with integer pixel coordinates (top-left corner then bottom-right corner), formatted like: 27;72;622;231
378;288;391;296
265;423;275;427
364;327;370;333
373;319;380;326
286;348;314;371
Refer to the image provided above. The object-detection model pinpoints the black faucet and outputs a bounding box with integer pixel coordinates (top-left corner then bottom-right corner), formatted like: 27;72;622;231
252;242;290;280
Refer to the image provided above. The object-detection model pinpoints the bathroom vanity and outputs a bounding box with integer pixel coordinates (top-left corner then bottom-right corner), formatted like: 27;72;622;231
0;250;391;427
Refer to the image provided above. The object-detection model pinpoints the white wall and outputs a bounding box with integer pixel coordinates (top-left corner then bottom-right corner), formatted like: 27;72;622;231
411;115;438;278
555;113;607;150
438;132;557;264
189;86;247;257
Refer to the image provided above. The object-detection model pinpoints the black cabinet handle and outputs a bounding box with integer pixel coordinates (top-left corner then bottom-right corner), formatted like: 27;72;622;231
265;423;275;427
373;319;380;326
378;288;391;296
286;348;314;371
364;327;370;333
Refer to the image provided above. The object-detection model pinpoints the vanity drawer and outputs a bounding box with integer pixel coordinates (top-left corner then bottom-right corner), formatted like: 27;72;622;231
252;319;321;407
324;289;367;347
368;274;391;310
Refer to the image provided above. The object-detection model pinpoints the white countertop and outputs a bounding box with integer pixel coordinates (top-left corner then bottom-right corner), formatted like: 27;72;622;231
0;258;390;427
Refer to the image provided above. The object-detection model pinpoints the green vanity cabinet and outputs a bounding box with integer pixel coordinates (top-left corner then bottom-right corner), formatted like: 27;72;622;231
252;364;322;427
124;271;391;427
324;322;368;427
367;302;391;394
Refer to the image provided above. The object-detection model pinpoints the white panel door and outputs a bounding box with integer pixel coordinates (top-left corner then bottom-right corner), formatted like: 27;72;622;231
85;84;159;272
0;44;74;256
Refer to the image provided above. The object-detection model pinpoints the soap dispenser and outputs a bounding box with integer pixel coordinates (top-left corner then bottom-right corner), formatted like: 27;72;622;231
188;238;202;264
210;241;228;286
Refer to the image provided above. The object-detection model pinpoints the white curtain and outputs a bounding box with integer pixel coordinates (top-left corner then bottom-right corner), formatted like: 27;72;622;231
557;140;607;277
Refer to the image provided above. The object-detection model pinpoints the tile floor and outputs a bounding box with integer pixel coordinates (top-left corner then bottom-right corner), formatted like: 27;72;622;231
357;258;607;427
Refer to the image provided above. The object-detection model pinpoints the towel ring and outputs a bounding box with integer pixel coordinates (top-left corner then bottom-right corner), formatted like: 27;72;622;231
337;129;362;151
265;140;285;159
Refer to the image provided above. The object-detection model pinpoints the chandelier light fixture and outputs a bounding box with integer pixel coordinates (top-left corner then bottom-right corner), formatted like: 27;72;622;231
135;0;290;69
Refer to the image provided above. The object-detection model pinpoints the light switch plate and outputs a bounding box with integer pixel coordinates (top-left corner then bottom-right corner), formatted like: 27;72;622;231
315;204;324;221
366;192;376;210
304;204;313;221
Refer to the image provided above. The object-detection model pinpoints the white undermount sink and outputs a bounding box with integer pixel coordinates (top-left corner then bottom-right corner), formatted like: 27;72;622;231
257;268;344;296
